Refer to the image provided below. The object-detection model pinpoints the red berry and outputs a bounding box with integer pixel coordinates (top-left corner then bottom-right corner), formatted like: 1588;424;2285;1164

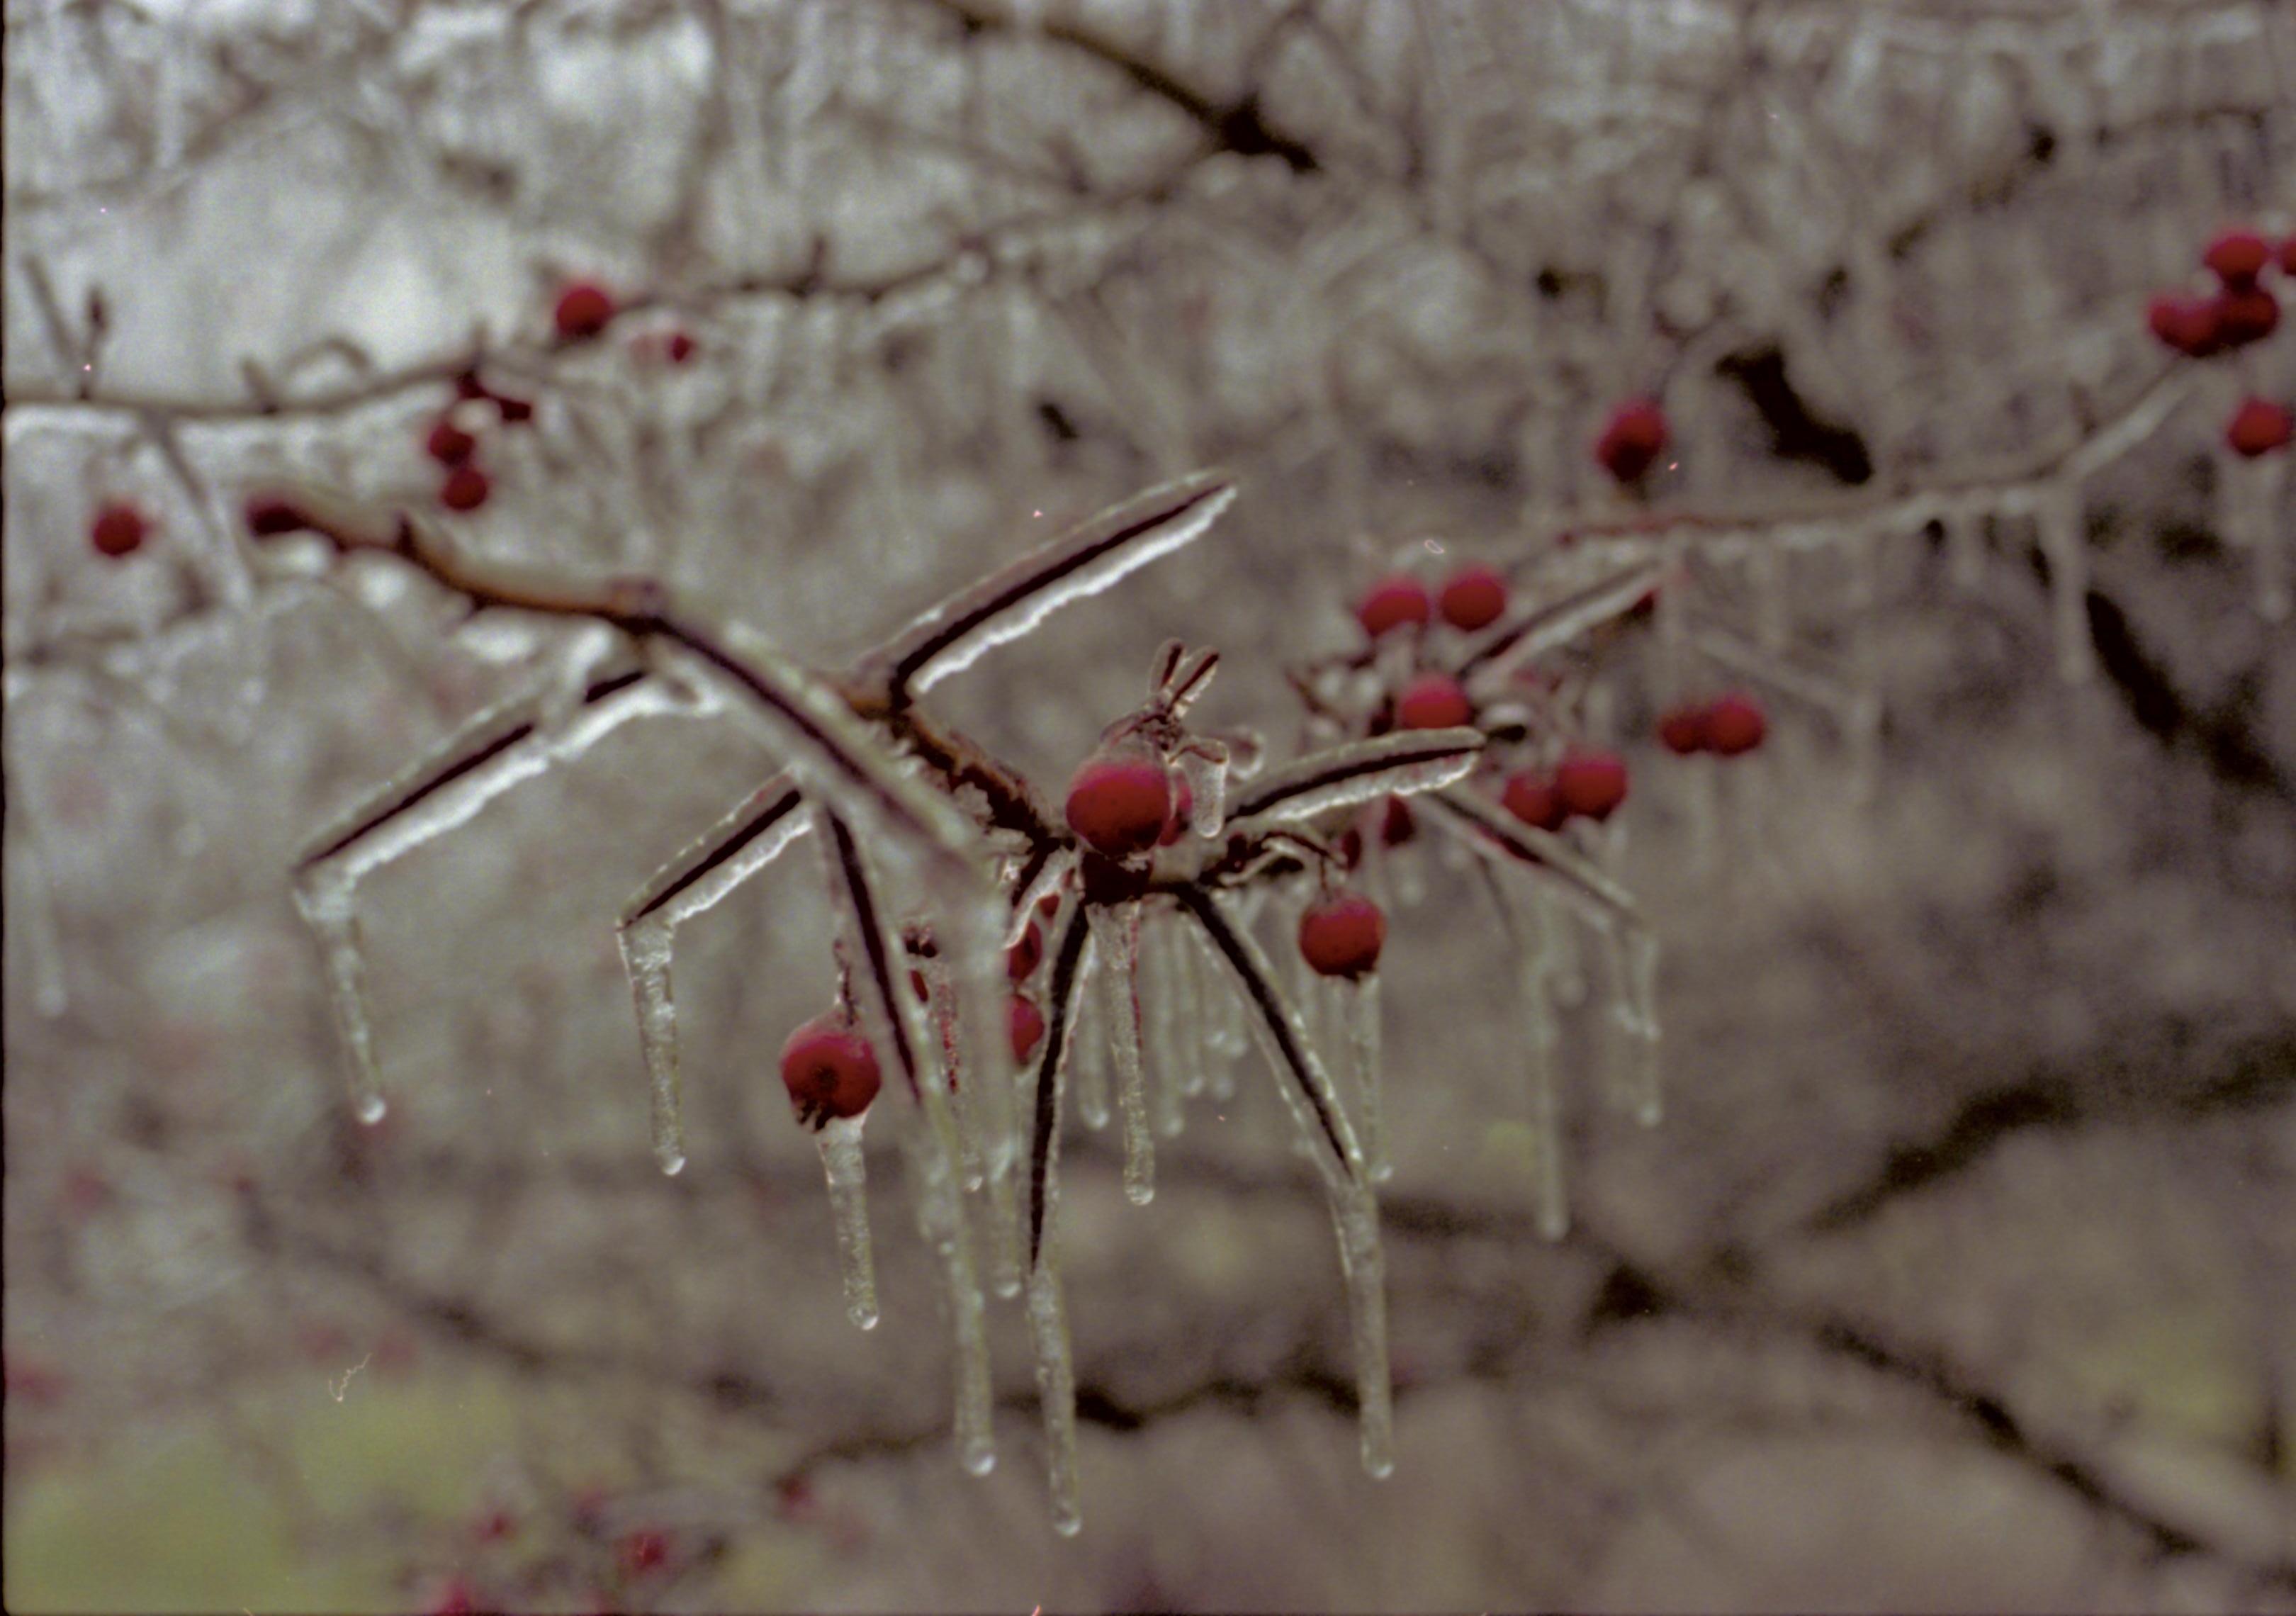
1008;994;1045;1064
1437;563;1508;631
2227;397;2294;459
1499;770;1567;832
2282;236;2296;276
89;500;147;559
2147;293;2222;358
244;494;309;536
440;465;490;512
1554;751;1629;821
493;395;534;424
1064;751;1171;860
780;1015;881;1127
666;330;697;364
1006;922;1043;982
1298;891;1385;979
1395;672;1473;731
1595;398;1670;484
618;1529;670;1578
1380;795;1416;846
426;417;476;466
2215;286;2280;348
1657;706;1710;755
2203;228;2272;287
1703;692;1767;756
1356;575;1431;639
554;281;615;342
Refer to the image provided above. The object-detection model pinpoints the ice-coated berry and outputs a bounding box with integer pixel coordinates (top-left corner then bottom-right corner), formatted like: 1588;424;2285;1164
1500;770;1567;832
1298;891;1385;979
1657;706;1710;755
1437;563;1509;631
1555;751;1628;821
1064;751;1171;860
2227;397;2294;459
553;281;616;342
2204;228;2272;287
89;500;147;559
440;464;490;512
1008;994;1046;1064
780;1015;882;1127
1395;672;1472;731
1595;398;1670;484
1703;692;1767;756
1356;575;1431;639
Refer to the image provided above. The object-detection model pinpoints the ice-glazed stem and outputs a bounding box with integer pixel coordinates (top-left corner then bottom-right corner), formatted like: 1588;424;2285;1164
1333;1179;1395;1479
815;1116;879;1330
294;872;387;1125
1341;972;1389;1184
1619;926;1663;1126
617;917;687;1175
1088;902;1154;1206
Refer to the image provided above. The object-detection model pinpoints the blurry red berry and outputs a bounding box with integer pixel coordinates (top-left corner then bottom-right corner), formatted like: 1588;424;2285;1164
1437;563;1509;631
2203;228;2272;287
780;1015;881;1127
618;1529;670;1578
1380;795;1416;846
2227;397;2294;459
2147;293;2222;358
1008;994;1045;1064
1555;751;1629;821
1657;706;1710;755
1704;692;1767;756
440;465;490;512
554;282;615;342
1007;921;1043;982
666;330;697;364
1298;891;1385;979
1395;672;1472;731
426;417;477;466
427;1576;478;1616
1356;575;1431;638
2282;235;2296;276
1499;770;1567;832
244;494;310;536
89;500;147;559
493;395;534;424
2215;286;2280;347
1595;398;1670;484
1064;751;1171;860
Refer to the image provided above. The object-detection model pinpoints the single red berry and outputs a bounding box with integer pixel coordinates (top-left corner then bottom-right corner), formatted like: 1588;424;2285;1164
1064;751;1172;860
1380;795;1416;846
666;330;697;364
1554;751;1629;821
780;1015;881;1127
1704;692;1767;756
1595;397;1670;484
1159;775;1195;846
618;1529;670;1578
426;417;477;466
1500;770;1567;832
2147;293;2223;358
1007;922;1043;982
2215;286;2280;348
554;281;616;342
2227;397;2295;459
440;465;490;512
1356;574;1431;639
1657;706;1710;755
2203;228;2273;287
1008;994;1045;1064
1298;891;1385;979
244;494;309;536
1437;563;1509;631
1395;672;1473;731
493;395;534;424
89;500;147;559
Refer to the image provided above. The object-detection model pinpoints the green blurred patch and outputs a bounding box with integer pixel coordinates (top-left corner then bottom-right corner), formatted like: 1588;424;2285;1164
2059;1305;2266;1452
5;1368;523;1614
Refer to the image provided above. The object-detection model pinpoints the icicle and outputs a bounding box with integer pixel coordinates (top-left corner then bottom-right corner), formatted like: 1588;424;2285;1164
1334;1179;1395;1478
1088;903;1154;1205
901;1116;996;1475
935;897;1025;1298
2224;449;2291;623
1070;976;1110;1128
617;918;687;1174
1028;1230;1082;1537
1176;747;1229;836
294;871;387;1124
1945;504;1987;593
1604;926;1663;1127
2034;487;2094;684
1164;914;1210;1099
815;1116;879;1329
1523;904;1570;1241
1143;917;1187;1139
1337;972;1388;1182
1749;542;1790;654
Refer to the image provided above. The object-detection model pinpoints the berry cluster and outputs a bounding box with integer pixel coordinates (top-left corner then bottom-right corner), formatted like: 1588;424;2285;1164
2146;225;2295;459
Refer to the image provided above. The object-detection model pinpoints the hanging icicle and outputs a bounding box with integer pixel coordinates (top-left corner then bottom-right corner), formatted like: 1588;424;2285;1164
1087;902;1154;1206
816;1118;879;1331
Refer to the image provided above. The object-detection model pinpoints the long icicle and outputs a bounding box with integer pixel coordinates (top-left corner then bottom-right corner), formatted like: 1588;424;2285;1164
1088;901;1154;1205
1028;907;1094;1535
617;917;687;1174
1339;971;1389;1183
815;1115;879;1329
294;871;388;1125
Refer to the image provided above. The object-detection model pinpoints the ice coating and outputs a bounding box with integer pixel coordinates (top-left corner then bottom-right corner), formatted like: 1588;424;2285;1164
1339;972;1389;1184
1022;908;1093;1534
617;919;687;1175
1489;875;1569;1240
1175;745;1229;837
816;1116;880;1330
1087;902;1154;1206
1603;924;1665;1128
866;470;1239;698
1223;729;1483;831
1422;790;1642;935
1457;554;1670;692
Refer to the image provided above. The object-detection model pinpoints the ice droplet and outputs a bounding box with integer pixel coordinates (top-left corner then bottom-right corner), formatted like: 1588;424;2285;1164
1088;902;1154;1206
816;1116;879;1330
355;1092;388;1127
